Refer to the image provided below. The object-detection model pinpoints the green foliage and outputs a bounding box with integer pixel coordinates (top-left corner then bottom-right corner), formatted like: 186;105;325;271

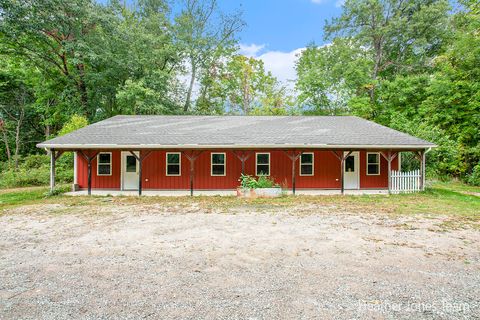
196;55;294;115
58;115;89;136
0;154;72;188
239;174;279;189
295;0;479;184
467;164;480;186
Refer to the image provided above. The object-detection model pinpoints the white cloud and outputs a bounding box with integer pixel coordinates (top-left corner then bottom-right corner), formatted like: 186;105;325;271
257;48;304;90
239;43;305;91
335;0;345;7
238;43;266;57
311;0;328;4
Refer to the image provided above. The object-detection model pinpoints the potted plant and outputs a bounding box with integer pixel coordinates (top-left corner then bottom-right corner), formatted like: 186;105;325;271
237;174;282;198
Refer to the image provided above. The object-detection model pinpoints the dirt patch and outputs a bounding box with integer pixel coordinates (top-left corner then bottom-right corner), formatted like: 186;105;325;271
1;203;479;319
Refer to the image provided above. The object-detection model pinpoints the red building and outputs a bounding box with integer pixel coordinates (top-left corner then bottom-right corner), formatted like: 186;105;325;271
37;116;435;195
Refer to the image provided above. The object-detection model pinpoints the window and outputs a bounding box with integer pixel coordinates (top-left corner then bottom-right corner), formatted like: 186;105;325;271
125;155;137;173
300;153;314;176
211;153;226;176
345;155;355;172
97;152;112;176
166;152;181;176
367;152;380;175
256;153;270;176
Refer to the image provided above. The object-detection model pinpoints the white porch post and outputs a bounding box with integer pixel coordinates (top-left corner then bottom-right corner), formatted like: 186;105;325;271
421;150;426;191
50;149;55;192
73;151;78;186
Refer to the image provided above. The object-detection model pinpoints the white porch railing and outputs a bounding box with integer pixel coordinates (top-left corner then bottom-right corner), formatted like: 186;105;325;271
391;170;422;194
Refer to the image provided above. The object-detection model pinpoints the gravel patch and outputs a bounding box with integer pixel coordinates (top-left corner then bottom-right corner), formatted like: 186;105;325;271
0;203;479;319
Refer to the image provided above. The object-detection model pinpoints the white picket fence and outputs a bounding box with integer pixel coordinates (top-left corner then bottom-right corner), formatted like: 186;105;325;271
391;170;422;194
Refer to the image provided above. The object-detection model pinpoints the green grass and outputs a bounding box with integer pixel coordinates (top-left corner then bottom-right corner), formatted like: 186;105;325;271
1;181;479;227
0;187;49;207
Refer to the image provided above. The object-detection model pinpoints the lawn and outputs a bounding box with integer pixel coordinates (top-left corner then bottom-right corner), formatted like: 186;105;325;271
1;181;479;227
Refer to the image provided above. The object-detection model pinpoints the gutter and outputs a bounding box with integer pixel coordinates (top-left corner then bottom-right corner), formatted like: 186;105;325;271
36;143;437;150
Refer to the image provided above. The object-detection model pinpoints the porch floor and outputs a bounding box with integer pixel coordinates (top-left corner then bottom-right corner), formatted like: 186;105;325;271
64;189;389;197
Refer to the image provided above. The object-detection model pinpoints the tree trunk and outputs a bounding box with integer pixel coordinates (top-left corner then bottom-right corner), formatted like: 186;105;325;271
45;124;50;140
184;58;197;113
14;108;24;170
76;63;89;118
1;127;11;162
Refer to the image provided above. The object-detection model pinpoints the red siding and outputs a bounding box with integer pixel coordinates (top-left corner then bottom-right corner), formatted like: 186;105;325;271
77;151;121;189
360;151;399;189
77;150;398;190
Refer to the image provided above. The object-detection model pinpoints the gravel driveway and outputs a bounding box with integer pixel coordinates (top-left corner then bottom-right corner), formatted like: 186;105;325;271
1;202;479;319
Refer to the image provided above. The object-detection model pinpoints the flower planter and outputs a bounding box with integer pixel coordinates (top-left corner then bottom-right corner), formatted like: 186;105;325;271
237;187;283;198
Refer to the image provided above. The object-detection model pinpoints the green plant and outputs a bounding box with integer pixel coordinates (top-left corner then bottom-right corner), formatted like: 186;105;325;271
0;154;73;189
238;174;279;189
467;164;480;186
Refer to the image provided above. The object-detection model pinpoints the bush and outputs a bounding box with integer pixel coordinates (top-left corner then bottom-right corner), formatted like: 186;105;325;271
239;174;279;189
467;164;480;186
0;154;73;188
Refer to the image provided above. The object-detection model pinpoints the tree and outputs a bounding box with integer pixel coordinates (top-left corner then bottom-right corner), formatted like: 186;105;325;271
58;114;88;136
175;0;244;112
296;39;371;115
0;0;110;119
196;55;294;115
296;0;451;118
0;61;34;168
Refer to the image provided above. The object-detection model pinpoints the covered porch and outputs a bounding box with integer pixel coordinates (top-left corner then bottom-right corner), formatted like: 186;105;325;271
49;148;430;196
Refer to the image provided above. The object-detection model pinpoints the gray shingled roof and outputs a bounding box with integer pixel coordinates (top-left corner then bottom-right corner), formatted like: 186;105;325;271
37;115;435;150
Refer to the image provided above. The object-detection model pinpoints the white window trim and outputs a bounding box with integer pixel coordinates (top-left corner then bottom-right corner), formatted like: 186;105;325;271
299;152;314;176
97;152;112;176
166;152;181;176
211;152;226;176
255;152;270;176
366;152;381;176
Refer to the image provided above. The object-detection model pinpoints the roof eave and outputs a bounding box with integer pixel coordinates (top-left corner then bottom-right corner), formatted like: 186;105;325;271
36;143;437;150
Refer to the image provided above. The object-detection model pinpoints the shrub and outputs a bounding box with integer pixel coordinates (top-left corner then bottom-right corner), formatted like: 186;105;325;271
238;174;279;189
467;164;480;186
0;154;73;188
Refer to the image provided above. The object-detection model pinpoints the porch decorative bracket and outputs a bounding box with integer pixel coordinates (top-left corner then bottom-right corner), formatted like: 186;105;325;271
129;151;153;196
380;151;399;194
233;151;253;174
78;150;99;196
284;151;303;195
331;150;353;195
183;150;203;196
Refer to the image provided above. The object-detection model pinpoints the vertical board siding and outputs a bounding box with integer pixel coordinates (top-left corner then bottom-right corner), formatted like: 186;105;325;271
77;150;121;189
360;151;399;189
78;149;398;190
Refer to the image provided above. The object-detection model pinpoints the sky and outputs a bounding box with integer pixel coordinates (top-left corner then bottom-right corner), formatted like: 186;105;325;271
218;0;343;88
100;0;344;90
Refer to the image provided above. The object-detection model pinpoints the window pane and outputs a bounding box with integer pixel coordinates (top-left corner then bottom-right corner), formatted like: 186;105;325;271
98;153;111;164
301;153;313;164
126;156;137;172
212;164;225;175
345;156;355;172
212;153;225;164
368;164;379;175
98;164;111;175
257;165;270;176
167;164;180;175
301;164;313;175
257;154;269;164
368;153;379;164
167;153;180;164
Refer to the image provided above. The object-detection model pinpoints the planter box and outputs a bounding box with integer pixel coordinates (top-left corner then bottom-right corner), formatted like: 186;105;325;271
237;187;283;198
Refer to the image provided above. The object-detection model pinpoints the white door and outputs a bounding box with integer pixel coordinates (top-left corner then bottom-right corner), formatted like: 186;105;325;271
344;152;359;189
122;152;139;190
